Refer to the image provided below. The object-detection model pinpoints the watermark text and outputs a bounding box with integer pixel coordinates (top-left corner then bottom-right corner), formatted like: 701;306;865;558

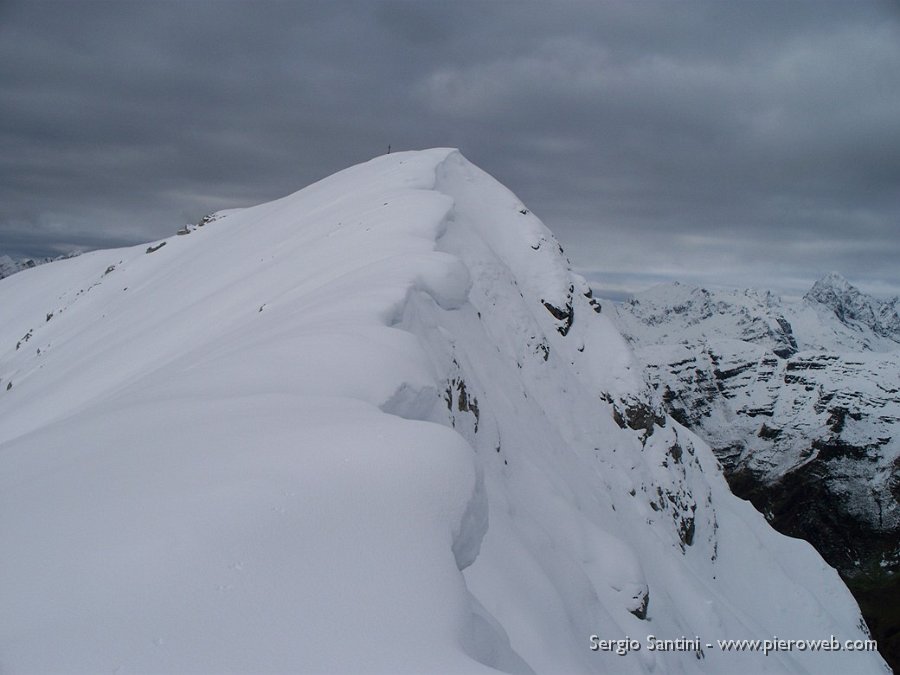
589;634;878;656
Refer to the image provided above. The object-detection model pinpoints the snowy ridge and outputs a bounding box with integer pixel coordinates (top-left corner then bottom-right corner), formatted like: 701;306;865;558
0;150;887;673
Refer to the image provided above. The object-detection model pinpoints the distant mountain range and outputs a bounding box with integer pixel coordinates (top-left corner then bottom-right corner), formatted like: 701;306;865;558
612;273;900;671
0;252;81;280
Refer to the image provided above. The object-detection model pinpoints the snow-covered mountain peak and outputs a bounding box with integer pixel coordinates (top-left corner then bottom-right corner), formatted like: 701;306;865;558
806;272;874;322
0;150;887;673
810;270;854;293
804;272;900;344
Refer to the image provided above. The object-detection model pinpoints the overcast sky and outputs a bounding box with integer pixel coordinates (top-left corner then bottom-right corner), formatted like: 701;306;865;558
2;0;899;298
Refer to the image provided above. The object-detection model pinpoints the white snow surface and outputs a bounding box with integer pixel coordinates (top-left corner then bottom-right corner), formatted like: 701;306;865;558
0;149;887;673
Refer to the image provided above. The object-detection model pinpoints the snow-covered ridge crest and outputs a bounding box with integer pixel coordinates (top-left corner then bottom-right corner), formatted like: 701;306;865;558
0;150;887;673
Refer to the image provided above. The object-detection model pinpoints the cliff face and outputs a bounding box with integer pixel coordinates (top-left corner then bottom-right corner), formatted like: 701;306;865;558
0;151;887;673
614;278;900;671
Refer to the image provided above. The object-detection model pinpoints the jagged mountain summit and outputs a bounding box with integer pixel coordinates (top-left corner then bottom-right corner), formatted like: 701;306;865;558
0;150;887;674
805;272;900;343
612;278;900;672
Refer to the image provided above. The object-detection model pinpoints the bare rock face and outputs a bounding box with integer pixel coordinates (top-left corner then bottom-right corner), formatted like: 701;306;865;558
613;275;900;672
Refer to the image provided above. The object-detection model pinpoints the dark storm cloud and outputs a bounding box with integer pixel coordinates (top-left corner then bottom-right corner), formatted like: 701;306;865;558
1;1;898;297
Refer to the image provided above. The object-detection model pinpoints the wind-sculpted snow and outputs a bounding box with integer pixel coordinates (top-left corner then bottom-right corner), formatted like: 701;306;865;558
0;150;887;673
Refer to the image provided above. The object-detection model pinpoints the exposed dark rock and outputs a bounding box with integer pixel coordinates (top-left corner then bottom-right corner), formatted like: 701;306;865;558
812;437;884;463
17;329;33;349
668;443;683;464
679;514;695;548
583;288;602;314
612;399;666;442
743;407;774;418
827;407;849;433
542;294;574;336
713;361;755;380
445;373;480;435
629;587;649;620
786;358;832;371
774;317;799;356
891;457;900;503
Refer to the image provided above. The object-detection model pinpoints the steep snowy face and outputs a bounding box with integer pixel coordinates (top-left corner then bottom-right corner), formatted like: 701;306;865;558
0;150;887;674
614;279;900;672
805;272;900;342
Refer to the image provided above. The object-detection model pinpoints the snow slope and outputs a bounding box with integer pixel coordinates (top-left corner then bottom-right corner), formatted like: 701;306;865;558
0;150;887;673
